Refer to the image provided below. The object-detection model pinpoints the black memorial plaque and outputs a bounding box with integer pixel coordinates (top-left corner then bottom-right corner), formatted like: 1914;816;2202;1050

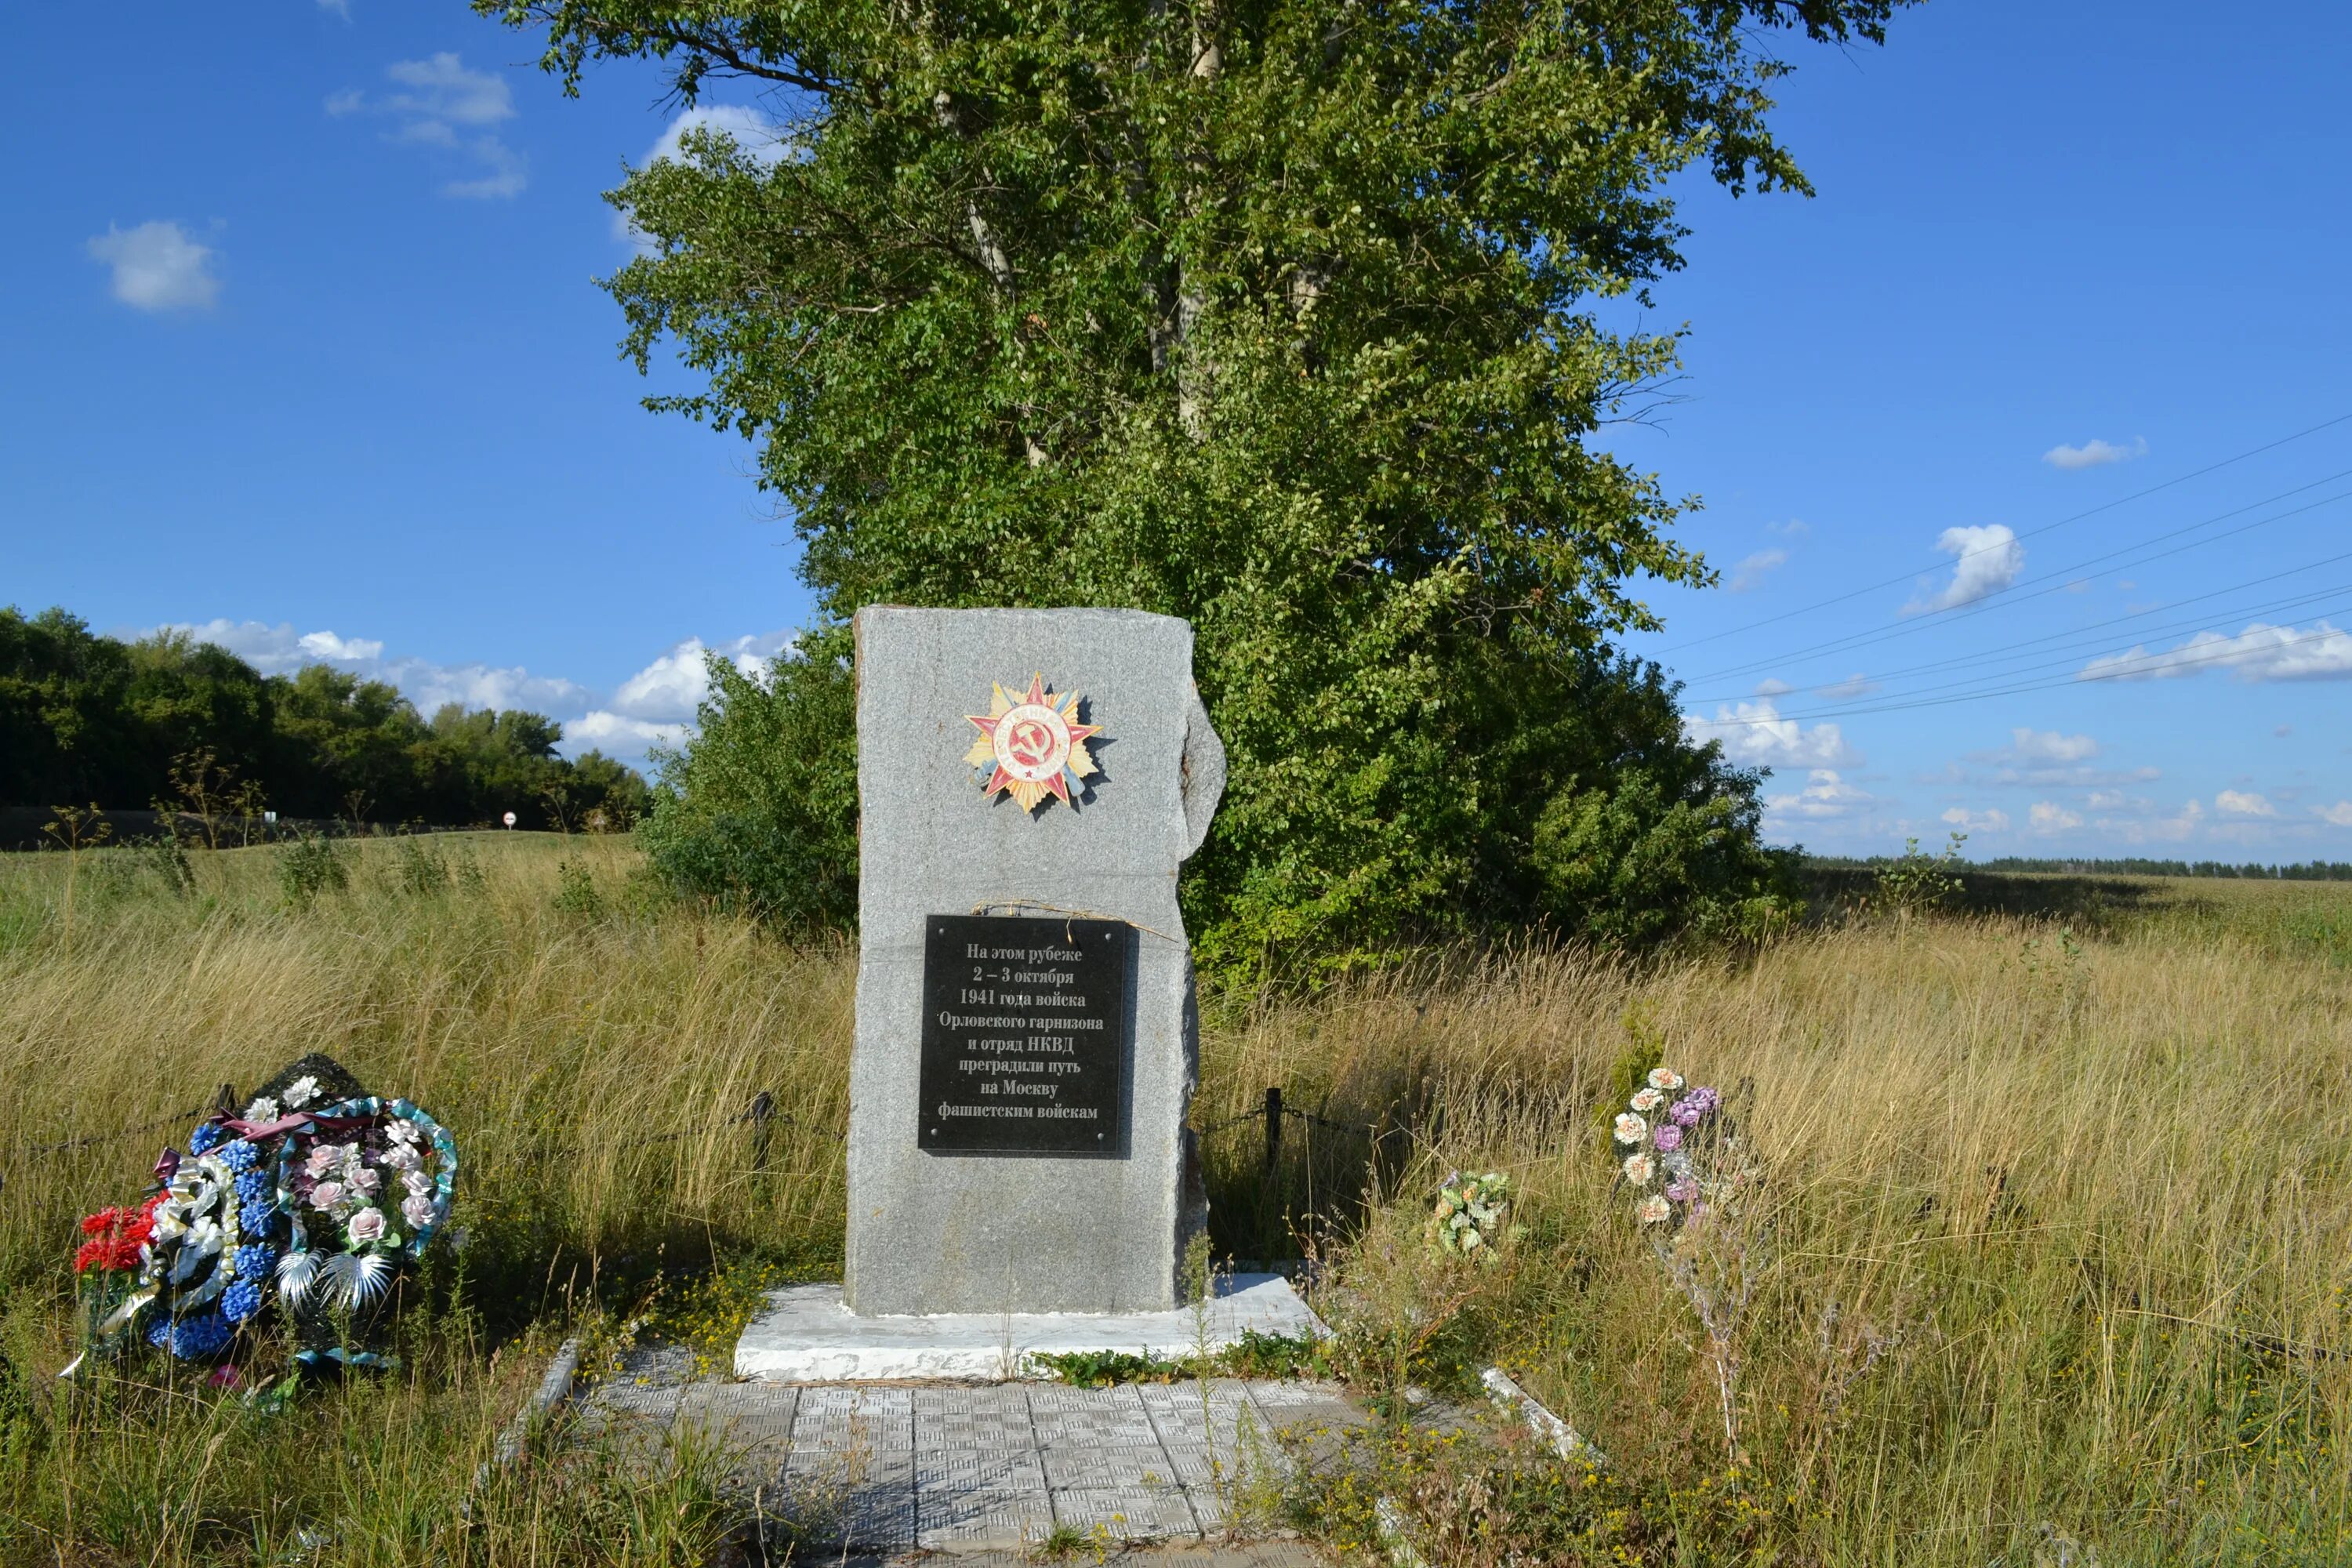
918;914;1134;1156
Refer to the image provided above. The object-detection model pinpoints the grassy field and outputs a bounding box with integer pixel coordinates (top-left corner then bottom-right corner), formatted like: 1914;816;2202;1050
2;833;2347;1564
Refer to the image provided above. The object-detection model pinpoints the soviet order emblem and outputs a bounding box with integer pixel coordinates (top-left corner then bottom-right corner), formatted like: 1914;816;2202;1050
964;673;1102;813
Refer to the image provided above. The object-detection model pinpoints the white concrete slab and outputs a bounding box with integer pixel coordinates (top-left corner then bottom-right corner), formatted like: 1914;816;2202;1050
735;1273;1327;1383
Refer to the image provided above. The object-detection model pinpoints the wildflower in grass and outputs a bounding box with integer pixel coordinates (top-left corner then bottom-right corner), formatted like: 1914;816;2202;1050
1427;1171;1512;1263
1606;1067;1760;1458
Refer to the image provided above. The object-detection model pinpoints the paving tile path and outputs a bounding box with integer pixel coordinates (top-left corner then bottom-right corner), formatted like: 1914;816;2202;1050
581;1376;1363;1555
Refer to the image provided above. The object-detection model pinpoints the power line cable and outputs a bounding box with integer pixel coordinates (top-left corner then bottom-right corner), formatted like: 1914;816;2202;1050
1682;479;2352;684
1686;623;2352;730
1654;411;2352;657
1681;554;2352;706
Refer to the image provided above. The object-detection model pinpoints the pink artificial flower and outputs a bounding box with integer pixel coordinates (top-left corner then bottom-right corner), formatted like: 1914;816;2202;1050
401;1193;435;1229
347;1208;387;1245
402;1168;432;1196
348;1167;383;1196
306;1145;340;1178
310;1181;344;1211
1653;1124;1683;1152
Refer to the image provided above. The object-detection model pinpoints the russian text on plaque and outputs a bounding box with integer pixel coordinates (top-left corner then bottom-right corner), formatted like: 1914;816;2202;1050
917;914;1135;1156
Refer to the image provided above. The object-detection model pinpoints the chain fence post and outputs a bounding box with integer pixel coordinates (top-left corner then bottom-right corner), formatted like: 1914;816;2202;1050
1263;1086;1282;1175
747;1091;775;1170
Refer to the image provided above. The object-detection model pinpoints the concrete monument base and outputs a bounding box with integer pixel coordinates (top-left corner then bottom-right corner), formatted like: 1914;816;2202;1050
735;1273;1325;1383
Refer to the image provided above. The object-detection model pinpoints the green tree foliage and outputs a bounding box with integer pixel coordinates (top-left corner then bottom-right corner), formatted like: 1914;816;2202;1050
488;0;1897;960
636;645;858;932
0;608;650;831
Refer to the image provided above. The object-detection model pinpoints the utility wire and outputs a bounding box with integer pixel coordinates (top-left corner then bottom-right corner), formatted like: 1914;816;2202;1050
1654;411;2352;657
1683;479;2352;684
1686;624;2352;729
1680;555;2352;707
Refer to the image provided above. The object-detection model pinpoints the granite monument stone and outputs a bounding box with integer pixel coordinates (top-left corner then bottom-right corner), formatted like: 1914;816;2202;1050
845;607;1225;1316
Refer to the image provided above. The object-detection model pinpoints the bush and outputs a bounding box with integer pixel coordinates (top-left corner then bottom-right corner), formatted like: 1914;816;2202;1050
636;641;858;934
275;833;347;906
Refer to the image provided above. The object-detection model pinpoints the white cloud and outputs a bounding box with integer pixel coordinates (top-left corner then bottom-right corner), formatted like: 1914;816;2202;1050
332;53;527;199
1817;673;1881;700
1907;524;2023;613
2028;800;2082;833
2079;621;2352;684
151;618;819;769
317;0;351;18
1766;770;1874;822
2215;789;2277;818
1727;549;1787;593
1941;806;2010;833
2042;436;2148;471
164;619;590;715
383;52;514;126
1752;677;1795;697
1685;699;1857;770
2319;802;2352;827
2005;728;2099;764
85;221;220;311
1766;517;1809;538
2086;789;2126;810
565;711;691;754
617;105;790;246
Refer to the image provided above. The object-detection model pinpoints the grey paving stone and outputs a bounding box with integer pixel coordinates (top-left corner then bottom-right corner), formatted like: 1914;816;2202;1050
918;1407;1036;1450
1138;1380;1272;1448
1053;1485;1203;1541
581;1381;683;1426
1031;1383;1159;1446
793;1385;916;1450
913;1384;1033;1418
916;1449;1049;1491
1041;1443;1191;1490
917;1486;1054;1549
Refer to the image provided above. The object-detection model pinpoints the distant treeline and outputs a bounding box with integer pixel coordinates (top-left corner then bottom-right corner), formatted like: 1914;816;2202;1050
1809;852;2352;881
2;607;650;832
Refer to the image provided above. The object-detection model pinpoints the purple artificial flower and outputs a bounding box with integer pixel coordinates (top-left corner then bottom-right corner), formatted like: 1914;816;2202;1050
1664;1178;1697;1203
1670;1087;1721;1126
1653;1124;1683;1152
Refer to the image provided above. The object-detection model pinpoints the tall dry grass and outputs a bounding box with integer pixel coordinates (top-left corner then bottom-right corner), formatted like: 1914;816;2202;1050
1202;919;2352;1563
2;835;2347;1563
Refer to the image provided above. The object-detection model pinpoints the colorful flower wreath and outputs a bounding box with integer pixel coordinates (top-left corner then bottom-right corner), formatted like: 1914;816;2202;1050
274;1097;458;1329
67;1056;456;1374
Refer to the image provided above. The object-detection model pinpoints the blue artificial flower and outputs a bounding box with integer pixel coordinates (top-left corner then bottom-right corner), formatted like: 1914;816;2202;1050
221;1280;263;1323
239;1200;277;1236
232;1241;277;1280
188;1123;226;1155
146;1314;173;1347
217;1139;259;1174
234;1170;272;1203
169;1311;234;1359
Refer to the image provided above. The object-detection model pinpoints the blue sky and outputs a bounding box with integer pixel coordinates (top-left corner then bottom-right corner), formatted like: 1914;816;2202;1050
5;2;2348;859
